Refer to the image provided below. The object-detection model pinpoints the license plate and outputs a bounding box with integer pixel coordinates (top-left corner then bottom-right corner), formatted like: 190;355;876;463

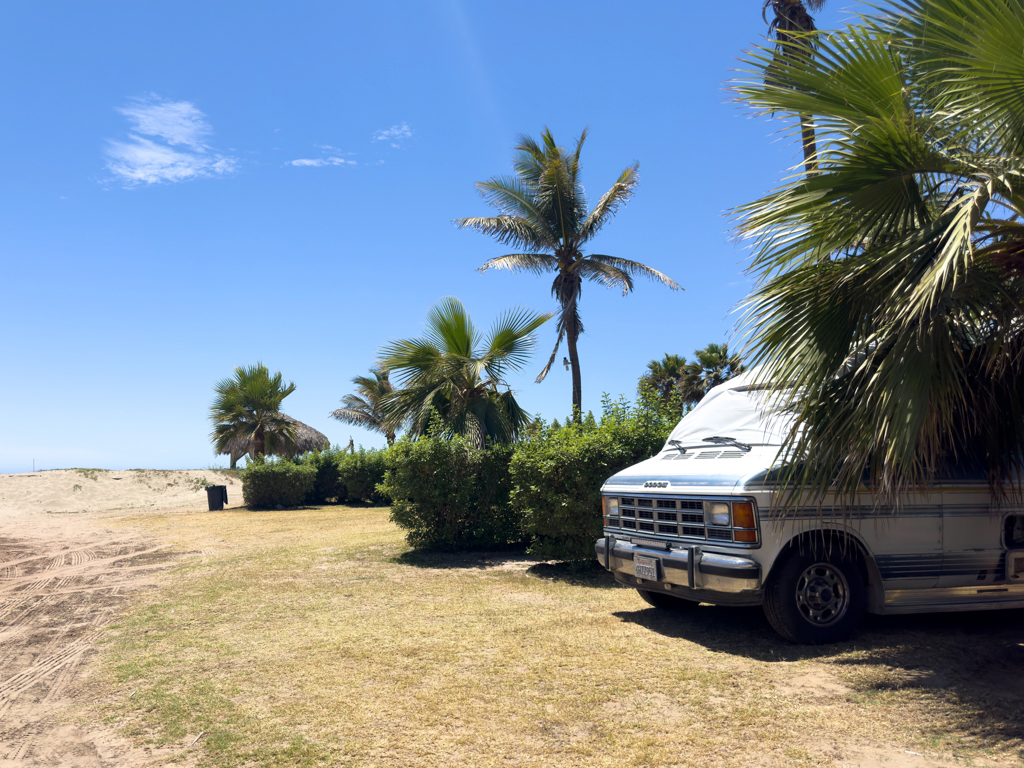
634;555;659;581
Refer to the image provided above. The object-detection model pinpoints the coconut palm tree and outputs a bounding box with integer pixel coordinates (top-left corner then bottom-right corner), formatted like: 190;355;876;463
679;344;745;406
763;0;828;176
209;363;297;459
331;367;400;446
456;128;680;420
734;0;1024;505
379;297;552;448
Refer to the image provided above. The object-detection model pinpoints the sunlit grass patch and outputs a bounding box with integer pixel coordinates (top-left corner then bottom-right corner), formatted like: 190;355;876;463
95;506;1024;767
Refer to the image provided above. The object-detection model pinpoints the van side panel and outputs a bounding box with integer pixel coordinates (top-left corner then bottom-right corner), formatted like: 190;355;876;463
860;493;944;592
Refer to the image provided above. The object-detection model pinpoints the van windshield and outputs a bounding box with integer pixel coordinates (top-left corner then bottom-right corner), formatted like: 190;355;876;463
664;369;796;451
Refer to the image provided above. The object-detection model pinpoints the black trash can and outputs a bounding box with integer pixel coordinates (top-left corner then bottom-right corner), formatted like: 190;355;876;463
206;485;228;511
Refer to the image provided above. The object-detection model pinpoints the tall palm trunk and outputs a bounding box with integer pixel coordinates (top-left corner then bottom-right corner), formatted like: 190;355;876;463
254;425;265;458
566;316;582;421
766;0;823;178
555;268;585;422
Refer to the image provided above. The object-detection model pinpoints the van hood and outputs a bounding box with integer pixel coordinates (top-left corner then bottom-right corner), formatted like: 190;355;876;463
602;445;781;492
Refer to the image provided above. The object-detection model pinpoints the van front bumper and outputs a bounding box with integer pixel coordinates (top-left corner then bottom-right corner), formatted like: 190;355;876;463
596;536;763;607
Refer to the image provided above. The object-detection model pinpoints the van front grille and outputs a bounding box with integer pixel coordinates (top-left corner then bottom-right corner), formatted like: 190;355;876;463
608;495;757;546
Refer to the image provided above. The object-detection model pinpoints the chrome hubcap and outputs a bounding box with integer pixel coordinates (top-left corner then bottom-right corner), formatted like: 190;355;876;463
795;562;849;626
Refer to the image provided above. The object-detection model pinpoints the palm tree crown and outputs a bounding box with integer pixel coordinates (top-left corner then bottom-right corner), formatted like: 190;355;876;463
379;297;551;448
640;345;744;410
640;353;689;402
209;363;297;460
456;127;680;419
331;367;400;446
735;0;1024;504
679;344;745;406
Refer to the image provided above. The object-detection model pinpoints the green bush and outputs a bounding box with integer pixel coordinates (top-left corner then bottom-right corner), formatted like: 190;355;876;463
294;447;347;505
510;388;678;561
338;448;390;504
241;456;317;508
381;435;518;550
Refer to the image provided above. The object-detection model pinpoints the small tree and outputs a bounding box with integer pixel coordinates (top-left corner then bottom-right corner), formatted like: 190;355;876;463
331;367;400;446
209;363;296;459
379;297;551;448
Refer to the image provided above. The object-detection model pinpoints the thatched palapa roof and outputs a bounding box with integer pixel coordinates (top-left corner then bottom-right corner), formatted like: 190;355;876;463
219;415;329;464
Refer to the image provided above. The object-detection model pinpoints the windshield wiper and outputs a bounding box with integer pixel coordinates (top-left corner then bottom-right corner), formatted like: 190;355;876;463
702;435;751;452
667;440;687;454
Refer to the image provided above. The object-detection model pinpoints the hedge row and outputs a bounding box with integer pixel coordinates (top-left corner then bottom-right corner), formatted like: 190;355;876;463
239;388;678;561
240;447;389;508
382;389;677;558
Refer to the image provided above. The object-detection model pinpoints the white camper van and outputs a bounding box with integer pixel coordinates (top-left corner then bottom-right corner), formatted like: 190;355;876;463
595;370;1024;643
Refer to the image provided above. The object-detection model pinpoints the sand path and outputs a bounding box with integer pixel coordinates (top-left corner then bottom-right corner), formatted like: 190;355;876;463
0;469;241;767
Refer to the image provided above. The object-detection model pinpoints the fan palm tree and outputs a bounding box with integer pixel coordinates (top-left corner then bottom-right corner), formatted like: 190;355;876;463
456;128;680;420
209;363;297;459
679;344;745;406
734;0;1024;505
640;353;689;402
379;297;552;448
331;367;400;446
763;0;828;176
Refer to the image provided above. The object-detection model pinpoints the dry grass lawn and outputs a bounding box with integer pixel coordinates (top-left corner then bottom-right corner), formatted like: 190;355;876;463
88;505;1024;767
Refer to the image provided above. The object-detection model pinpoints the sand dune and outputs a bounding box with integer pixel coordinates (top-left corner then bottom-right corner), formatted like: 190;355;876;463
0;468;244;520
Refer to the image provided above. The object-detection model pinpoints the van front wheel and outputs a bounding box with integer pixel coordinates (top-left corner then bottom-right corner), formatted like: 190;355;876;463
637;589;699;610
763;549;865;644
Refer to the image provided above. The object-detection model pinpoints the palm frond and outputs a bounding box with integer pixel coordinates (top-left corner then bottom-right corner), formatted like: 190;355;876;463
477;253;558;277
586;255;682;291
455;211;550;252
535;323;567;384
735;0;1024;505
575;260;633;295
578;163;640;242
483;306;553;379
424;296;479;358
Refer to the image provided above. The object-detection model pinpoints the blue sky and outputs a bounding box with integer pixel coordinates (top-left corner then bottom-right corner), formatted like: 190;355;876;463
0;1;855;473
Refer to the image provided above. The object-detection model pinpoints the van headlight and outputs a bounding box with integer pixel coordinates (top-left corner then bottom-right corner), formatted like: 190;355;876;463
706;502;731;527
602;497;619;517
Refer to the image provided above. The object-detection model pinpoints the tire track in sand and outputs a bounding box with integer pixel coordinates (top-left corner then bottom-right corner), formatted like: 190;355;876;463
0;533;182;764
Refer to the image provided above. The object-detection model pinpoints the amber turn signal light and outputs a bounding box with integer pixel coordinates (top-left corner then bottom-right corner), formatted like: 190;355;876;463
734;529;757;543
732;501;756;529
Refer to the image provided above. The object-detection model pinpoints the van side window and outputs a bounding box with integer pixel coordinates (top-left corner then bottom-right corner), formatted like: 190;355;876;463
1007;516;1024;548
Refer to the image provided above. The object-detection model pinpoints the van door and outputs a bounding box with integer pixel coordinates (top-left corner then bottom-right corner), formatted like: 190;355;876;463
940;464;1012;589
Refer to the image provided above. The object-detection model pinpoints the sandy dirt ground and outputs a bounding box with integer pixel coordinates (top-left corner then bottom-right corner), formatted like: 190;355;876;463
0;470;1018;768
0;469;241;767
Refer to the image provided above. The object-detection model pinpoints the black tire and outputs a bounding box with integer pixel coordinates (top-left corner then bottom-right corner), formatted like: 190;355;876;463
763;546;866;644
637;589;700;610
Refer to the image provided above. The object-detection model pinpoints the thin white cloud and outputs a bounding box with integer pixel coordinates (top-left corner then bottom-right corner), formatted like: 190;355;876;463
117;98;209;147
288;157;357;167
104;96;237;186
373;123;413;145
